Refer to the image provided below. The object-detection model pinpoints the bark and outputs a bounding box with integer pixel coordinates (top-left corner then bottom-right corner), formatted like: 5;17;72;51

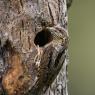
0;0;69;95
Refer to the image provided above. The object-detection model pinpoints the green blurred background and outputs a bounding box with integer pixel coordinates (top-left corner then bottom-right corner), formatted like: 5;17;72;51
68;0;95;95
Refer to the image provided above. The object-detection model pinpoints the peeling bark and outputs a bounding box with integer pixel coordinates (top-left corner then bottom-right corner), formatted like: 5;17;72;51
0;0;69;95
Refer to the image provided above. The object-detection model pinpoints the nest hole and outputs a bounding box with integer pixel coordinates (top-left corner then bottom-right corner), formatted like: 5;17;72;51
34;29;53;47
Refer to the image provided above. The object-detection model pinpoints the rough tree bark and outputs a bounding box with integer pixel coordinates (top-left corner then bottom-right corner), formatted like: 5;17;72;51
0;0;71;95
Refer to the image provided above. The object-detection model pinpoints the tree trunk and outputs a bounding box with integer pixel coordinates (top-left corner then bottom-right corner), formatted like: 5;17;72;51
0;0;69;95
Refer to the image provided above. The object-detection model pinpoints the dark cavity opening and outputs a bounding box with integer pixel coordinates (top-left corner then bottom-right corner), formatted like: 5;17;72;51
34;29;53;47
